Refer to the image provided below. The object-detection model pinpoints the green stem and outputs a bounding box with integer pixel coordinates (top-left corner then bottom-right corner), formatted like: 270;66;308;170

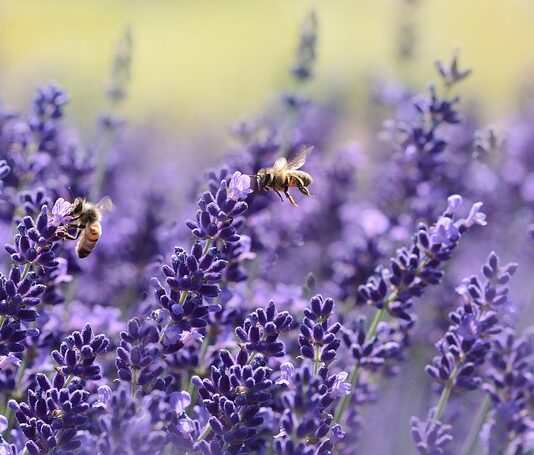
334;305;387;423
131;370;138;398
434;365;460;422
21;262;31;280
245;351;257;366
198;423;211;441
63;374;74;388
202;238;213;255
460;395;491;455
313;344;321;376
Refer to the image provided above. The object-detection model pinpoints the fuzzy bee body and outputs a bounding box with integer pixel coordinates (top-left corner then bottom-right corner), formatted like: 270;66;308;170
75;203;102;258
255;147;313;206
59;196;113;258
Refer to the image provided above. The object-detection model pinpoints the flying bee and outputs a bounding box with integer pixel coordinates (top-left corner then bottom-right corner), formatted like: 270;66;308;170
255;147;313;207
58;196;113;258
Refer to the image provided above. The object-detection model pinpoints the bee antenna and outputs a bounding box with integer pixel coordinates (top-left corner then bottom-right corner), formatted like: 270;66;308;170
66;186;75;200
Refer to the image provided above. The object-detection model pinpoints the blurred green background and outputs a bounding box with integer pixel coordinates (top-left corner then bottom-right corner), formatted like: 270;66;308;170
1;0;534;133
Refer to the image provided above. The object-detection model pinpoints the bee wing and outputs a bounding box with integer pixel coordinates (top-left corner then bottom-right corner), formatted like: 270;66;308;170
272;157;288;172
286;146;313;170
95;196;114;214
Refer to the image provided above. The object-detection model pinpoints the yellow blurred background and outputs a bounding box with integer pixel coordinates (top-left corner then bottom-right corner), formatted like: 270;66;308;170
1;0;534;133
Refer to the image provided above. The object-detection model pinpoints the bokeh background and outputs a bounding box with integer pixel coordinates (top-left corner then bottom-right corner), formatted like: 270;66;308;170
2;0;534;137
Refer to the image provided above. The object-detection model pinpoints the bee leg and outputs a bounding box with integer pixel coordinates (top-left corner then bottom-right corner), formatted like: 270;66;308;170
293;176;311;197
57;225;85;241
57;231;79;241
273;189;284;202
297;185;311;197
284;188;298;207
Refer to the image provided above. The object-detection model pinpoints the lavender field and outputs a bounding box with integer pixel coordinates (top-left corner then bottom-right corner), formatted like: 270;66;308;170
1;3;534;455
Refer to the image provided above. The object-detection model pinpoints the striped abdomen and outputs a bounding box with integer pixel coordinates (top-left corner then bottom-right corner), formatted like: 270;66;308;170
288;171;313;187
76;222;101;258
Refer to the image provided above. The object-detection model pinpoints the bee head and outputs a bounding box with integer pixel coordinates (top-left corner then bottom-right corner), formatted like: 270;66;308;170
256;169;270;190
69;197;86;217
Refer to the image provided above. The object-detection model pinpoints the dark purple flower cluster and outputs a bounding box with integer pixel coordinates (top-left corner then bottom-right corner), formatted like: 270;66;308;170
116;318;166;392
357;196;486;321
9;378;90;455
193;349;273;454
411;252;518;453
236;300;293;358
273;295;348;454
0;198;73;379
299;295;340;369
186;181;247;247
52;323;110;383
481;329;534;453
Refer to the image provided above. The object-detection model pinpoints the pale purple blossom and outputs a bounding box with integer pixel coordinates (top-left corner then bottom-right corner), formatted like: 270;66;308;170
176;417;195;437
93;385;113;410
180;330;203;346
228;171;253;201
464;202;487;228
332;371;351;397
445;194;463;215
276;361;295;388
430;217;459;245
0;354;21;369
50;197;73;226
170;391;191;414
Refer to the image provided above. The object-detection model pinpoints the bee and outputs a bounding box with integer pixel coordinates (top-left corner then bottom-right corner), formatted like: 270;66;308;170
51;409;65;418
234;386;247;395
255;147;313;206
58;196;113;258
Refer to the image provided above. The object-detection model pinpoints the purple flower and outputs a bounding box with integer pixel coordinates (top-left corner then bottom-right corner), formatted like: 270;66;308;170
411;409;453;455
444;194;463;215
429;216;459;246
50;323;110;386
276;361;296;388
180;329;203;346
435;49;472;87
414;252;517;451
170;391;191;414
9;373;91;454
192;349;273;453
0;354;21;369
464;201;487;228
94;384;113;410
116;318;165;391
228;171;253;201
299;295;341;367
332;371;351;397
235;301;293;358
50;197;73;226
